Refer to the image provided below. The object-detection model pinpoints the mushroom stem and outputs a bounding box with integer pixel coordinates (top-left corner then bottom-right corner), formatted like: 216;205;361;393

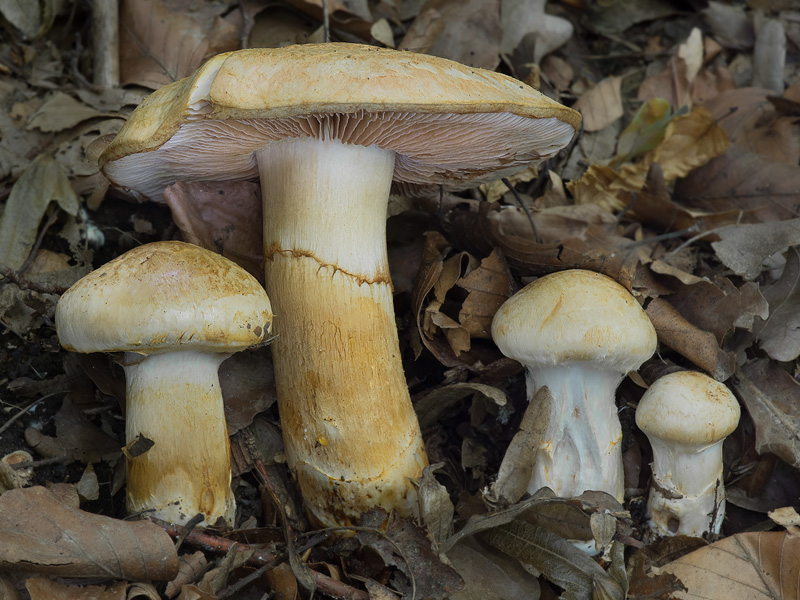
647;438;726;536
526;365;625;502
123;350;234;525
256;137;427;526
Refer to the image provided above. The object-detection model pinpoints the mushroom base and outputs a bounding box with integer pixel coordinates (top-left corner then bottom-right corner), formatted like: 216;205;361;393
526;365;625;502
124;351;235;525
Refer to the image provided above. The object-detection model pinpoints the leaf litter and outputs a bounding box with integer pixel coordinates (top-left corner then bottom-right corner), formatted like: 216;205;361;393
2;0;800;598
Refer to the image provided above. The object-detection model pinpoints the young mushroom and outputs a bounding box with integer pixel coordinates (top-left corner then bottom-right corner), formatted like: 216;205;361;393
635;370;740;538
98;43;581;526
55;241;272;525
491;269;657;502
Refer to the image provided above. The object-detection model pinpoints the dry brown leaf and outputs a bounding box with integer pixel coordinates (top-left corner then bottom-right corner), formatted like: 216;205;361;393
657;531;800;599
705;88;800;165
163;180;263;282
415;382;507;430
120;0;238;89
573;77;623;132
447;539;541;600
399;0;501;70
456;250;514;339
0;486;179;579
568;107;728;212
675;147;800;223
732;359;800;470
220;347;277;434
417;463;455;544
644;297;735;380
25;92;103;132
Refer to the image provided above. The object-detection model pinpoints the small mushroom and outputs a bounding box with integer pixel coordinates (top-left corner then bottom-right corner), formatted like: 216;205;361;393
98;44;581;526
55;241;272;525
635;370;740;538
491;269;657;502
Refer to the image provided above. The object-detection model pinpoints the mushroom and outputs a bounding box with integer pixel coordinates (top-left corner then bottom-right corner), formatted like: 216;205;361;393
635;370;740;538
98;43;581;526
491;269;657;502
55;241;272;525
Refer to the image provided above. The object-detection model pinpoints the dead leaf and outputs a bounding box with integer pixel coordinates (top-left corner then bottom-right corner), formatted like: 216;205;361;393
645;297;736;380
732;360;800;470
0;155;80;270
447;538;541;600
164;551;208;598
417;463;455;544
493;387;552;504
25;92;103;132
282;0;374;40
754;247;800;361
675;147;800;223
573;77;623;132
358;510;465;599
0;0;55;38
25;578;161;600
481;520;624;600
584;0;677;36
220;347;277;434
457;250;514;338
0;486;179;579
500;0;573;62
399;0;501;70
119;0;239;89
711;220;800;280
415;382;507;431
657;531;800;599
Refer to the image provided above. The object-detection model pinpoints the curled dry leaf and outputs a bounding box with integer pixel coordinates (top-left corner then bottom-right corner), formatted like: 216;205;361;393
164;551;208;598
657;531;800;599
0;486;179;580
417;463;455;544
26;577;161;600
645;297;736;380
447;538;541;600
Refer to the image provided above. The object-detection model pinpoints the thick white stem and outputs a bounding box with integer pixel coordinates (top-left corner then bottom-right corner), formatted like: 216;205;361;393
123;351;234;525
647;439;725;537
526;365;624;501
256;138;427;526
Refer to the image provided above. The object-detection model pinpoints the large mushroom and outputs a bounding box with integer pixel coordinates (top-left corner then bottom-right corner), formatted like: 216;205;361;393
55;241;273;525
491;269;657;502
98;43;581;525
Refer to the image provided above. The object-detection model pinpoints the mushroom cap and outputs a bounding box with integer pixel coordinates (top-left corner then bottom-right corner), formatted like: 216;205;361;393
56;241;273;354
99;43;581;201
491;269;657;373
635;371;740;444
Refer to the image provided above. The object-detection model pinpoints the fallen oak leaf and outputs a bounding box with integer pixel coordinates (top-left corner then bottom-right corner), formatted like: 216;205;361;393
0;486;178;580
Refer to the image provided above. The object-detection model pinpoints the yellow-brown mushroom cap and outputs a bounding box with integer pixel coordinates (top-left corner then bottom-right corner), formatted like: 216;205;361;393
55;241;273;354
491;269;657;373
100;43;581;201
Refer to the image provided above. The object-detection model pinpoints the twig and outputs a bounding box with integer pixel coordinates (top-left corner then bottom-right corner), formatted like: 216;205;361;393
322;0;330;42
0;262;69;295
0;394;61;437
10;455;70;470
18;210;59;276
152;520;369;600
502;177;541;244
91;0;119;88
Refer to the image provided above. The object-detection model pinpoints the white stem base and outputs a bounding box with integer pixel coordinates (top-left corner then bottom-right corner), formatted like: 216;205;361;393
646;440;726;537
124;351;234;525
526;365;625;502
257;138;427;526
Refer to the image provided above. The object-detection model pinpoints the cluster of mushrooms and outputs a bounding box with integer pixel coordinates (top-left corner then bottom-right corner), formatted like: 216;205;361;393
55;43;740;543
492;270;741;540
